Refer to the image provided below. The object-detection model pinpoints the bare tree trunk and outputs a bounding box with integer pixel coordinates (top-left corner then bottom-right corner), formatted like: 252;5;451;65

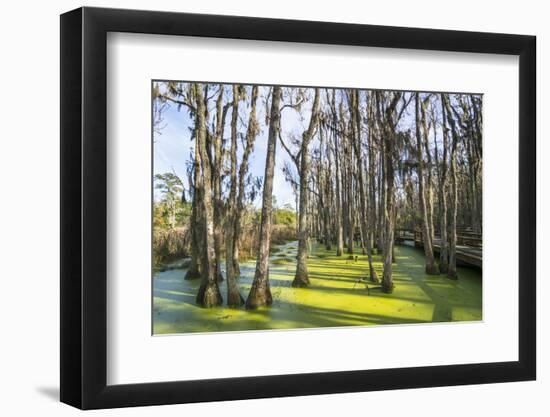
322;121;333;250
421;98;435;245
343;114;355;255
443;94;459;280
293;89;321;287
437;94;449;273
185;130;202;280
349;90;378;282
367;94;379;255
377;138;386;254
470;95;483;234
195;84;223;307
233;86;259;277
330;92;345;256
343;129;355;254
380;92;401;293
459;96;481;234
381;131;395;293
448;146;459;280
318;127;329;248
213;85;228;283
415;93;439;275
246;86;282;309
225;85;244;306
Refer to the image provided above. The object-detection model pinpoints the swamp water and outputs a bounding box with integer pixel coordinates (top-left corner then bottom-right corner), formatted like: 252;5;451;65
153;242;482;334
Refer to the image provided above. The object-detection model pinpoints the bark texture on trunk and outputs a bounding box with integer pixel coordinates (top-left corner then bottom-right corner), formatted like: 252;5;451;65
367;95;379;256
213;85;228;283
246;87;282;309
443;94;459;280
194;84;223;307
185;129;202;281
225;85;244;306
331;93;345;256
380;92;401;293
421;98;435;247
292;89;321;287
438;94;450;274
415;93;439;275
233;86;260;278
349;90;378;282
381;145;395;293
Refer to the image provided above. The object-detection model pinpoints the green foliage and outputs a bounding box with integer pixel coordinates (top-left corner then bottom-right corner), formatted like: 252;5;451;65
154;173;190;229
154;172;183;201
273;208;296;227
153;201;192;229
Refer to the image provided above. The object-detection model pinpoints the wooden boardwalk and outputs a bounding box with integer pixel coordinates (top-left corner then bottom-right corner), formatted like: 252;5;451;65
395;229;482;268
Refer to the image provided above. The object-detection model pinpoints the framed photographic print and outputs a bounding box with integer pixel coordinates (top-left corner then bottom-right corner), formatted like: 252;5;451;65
60;6;536;410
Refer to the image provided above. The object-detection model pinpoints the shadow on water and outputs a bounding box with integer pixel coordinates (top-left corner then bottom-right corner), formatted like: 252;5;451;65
153;241;482;334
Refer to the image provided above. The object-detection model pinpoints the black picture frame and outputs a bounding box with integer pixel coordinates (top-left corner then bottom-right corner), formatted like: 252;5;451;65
60;6;536;410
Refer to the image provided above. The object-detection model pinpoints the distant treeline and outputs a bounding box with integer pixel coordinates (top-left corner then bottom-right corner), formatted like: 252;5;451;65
153;197;296;267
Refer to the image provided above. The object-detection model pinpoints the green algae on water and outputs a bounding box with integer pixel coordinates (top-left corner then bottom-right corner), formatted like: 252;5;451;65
153;241;482;335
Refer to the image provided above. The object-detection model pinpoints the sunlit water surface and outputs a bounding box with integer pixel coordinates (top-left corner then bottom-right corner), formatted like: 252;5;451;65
153;242;482;334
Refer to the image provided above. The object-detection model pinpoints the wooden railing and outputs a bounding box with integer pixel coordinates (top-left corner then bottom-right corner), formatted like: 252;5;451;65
395;228;482;268
395;228;482;248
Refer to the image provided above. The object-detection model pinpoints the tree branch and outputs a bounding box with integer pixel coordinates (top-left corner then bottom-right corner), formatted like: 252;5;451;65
278;131;300;168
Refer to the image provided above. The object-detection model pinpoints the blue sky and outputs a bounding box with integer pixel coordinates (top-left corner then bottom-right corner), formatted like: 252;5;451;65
153;83;479;207
153;83;308;209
